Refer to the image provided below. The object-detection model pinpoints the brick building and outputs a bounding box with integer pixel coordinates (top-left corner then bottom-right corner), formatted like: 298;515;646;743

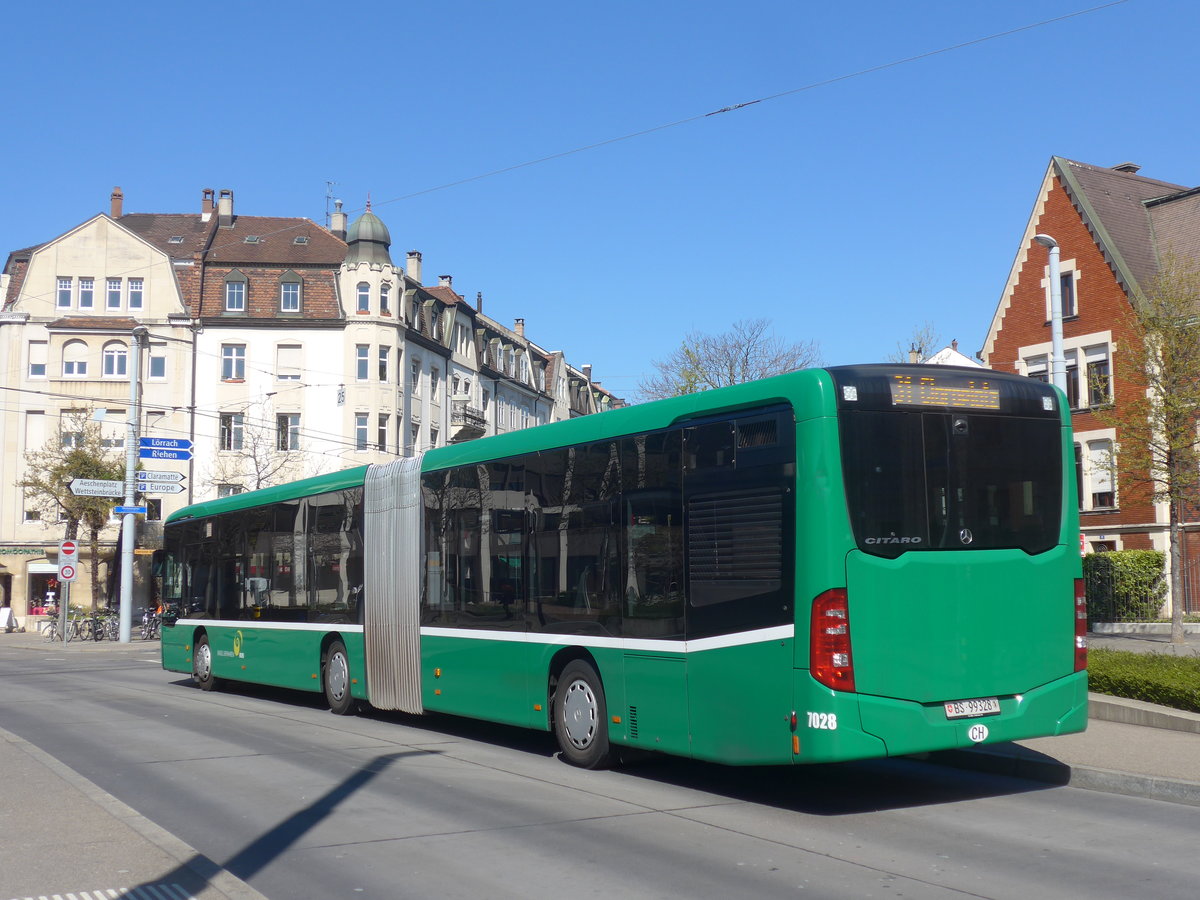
981;156;1200;613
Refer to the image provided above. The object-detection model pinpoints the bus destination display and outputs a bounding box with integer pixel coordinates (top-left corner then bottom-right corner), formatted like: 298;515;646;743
889;374;1001;409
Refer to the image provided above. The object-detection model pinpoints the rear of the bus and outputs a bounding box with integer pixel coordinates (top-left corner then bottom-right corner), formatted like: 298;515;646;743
794;365;1087;763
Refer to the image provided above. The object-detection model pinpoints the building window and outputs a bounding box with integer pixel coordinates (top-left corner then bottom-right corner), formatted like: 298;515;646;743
357;283;370;314
1086;346;1111;407
377;413;389;451
431;366;440;397
1060;272;1076;318
410;422;420;453
1064;351;1080;409
62;340;88;377
280;280;301;313
277;413;300;451
79;278;95;310
356;345;369;381
57;277;72;309
148;345;166;379
224;273;247;312
217;483;244;497
221;344;246;380
28;341;47;378
1087;439;1115;509
410;358;421;395
430;308;442;340
355;413;369;451
146;499;162;521
220;413;244;451
102;342;128;377
429;426;439;447
277;344;301;380
107;278;122;309
128;278;144;310
378;346;389;382
380;283;391;315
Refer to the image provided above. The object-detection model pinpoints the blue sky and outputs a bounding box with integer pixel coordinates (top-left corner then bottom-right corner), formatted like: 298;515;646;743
5;0;1194;399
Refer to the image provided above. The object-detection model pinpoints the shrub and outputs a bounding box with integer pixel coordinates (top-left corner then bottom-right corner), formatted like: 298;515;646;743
1084;550;1166;622
1087;648;1200;713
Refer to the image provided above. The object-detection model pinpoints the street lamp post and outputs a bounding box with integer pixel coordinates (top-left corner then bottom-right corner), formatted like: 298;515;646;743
119;325;149;642
1034;234;1068;396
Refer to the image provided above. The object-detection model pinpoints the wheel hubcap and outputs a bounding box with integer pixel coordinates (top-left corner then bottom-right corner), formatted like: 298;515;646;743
195;644;211;681
561;678;597;749
327;651;348;701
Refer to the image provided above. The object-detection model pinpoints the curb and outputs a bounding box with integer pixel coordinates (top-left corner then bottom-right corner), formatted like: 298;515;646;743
929;693;1200;807
1;725;269;900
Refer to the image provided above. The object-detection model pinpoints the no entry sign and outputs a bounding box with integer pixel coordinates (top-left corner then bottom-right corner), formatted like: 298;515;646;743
58;540;79;582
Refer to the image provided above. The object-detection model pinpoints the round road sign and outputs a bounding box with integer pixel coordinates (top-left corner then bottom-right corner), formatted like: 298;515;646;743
59;563;77;582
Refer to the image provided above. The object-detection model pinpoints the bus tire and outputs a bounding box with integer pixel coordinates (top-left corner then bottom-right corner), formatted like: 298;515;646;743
323;640;357;715
193;634;219;692
554;660;615;769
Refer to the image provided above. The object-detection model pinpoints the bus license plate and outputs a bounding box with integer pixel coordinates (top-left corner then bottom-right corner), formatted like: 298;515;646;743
944;697;1000;719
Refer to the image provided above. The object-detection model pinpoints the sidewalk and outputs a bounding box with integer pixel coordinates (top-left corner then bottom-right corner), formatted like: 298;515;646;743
1;630;1198;897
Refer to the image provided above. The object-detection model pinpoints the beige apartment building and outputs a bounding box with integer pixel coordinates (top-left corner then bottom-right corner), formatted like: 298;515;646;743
0;187;620;625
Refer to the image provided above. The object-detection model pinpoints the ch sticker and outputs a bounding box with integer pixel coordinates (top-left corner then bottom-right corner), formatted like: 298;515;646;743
968;723;989;743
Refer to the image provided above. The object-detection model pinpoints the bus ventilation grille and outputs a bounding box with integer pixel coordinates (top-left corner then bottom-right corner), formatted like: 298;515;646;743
628;706;639;739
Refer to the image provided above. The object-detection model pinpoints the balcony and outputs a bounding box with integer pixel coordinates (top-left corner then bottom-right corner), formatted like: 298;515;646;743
450;398;487;442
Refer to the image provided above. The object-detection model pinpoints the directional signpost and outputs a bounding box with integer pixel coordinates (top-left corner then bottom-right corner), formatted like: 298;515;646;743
139;437;193;461
70;478;125;498
138;469;186;494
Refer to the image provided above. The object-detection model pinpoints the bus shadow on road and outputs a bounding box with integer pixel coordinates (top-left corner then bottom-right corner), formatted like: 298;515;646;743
171;678;1065;817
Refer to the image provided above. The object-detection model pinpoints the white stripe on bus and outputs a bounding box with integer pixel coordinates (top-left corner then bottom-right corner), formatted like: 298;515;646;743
175;619;794;653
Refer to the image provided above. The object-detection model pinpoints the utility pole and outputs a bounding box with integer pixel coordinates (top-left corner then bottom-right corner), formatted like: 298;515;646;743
119;325;149;642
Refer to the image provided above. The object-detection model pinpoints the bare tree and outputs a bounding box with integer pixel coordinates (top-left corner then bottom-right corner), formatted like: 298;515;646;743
1093;253;1200;643
887;321;943;364
639;319;821;401
204;402;308;495
20;410;125;608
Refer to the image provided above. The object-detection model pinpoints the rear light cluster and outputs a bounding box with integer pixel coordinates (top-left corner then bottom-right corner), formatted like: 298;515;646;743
1074;577;1088;672
811;588;855;692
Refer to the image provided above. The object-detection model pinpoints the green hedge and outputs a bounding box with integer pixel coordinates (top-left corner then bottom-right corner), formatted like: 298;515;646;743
1087;648;1200;713
1084;550;1166;622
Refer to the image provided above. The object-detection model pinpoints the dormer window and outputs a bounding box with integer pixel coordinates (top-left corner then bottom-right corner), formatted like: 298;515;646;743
293;236;309;245
224;270;248;313
243;235;260;244
168;236;184;244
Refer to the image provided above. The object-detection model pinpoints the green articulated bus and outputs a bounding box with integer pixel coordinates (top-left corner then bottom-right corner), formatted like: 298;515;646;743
160;364;1088;768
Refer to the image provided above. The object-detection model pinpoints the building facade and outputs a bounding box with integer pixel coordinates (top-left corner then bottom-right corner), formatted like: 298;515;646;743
981;156;1200;612
0;187;620;625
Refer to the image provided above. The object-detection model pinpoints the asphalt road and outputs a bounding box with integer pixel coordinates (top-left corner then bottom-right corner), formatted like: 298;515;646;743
2;642;1197;900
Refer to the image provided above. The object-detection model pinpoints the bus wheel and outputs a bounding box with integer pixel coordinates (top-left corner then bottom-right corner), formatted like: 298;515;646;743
554;660;615;769
193;634;218;692
323;640;356;715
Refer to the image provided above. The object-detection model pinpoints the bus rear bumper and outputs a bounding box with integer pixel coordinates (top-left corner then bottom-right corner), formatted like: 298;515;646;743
856;669;1089;759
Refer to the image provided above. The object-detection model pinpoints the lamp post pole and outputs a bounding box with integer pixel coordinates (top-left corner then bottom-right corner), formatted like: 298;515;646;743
119;325;149;642
1034;234;1068;396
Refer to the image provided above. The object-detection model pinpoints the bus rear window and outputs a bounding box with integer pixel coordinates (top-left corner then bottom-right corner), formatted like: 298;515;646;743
840;410;1062;557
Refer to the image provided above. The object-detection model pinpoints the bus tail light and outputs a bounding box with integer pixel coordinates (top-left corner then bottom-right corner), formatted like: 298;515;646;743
1074;578;1088;672
811;588;855;692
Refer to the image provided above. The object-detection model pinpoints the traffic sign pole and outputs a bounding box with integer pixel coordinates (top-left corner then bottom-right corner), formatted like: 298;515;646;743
119;326;149;643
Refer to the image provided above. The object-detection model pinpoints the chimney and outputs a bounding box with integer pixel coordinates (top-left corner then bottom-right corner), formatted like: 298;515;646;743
582;364;593;384
1113;162;1141;174
951;339;958;351
330;199;347;240
110;187;123;219
201;188;215;221
218;189;234;227
514;318;525;338
405;250;422;282
908;344;919;364
475;291;483;312
439;275;453;288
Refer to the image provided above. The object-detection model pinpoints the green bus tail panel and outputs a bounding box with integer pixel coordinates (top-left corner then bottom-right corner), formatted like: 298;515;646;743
161;624;191;674
857;670;1088;757
846;547;1076;703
